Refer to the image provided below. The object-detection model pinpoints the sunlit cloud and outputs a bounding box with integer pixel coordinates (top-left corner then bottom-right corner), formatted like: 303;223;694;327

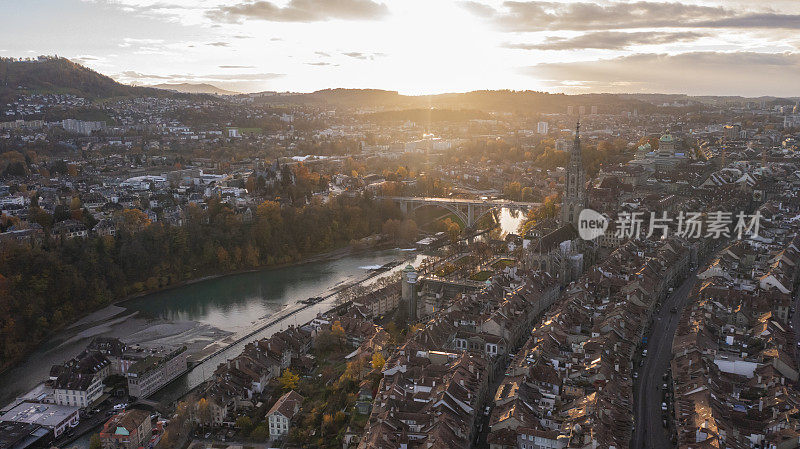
522;51;800;96
462;1;800;32
503;31;707;51
207;0;390;23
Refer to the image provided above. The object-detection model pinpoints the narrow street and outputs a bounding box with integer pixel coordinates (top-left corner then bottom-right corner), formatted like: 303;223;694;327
631;267;699;449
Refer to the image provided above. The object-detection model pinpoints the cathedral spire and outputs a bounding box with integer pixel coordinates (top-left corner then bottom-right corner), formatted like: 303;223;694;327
561;120;586;227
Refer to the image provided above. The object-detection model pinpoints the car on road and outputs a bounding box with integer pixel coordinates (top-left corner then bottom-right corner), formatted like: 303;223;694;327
642;349;647;357
661;402;668;411
662;383;668;391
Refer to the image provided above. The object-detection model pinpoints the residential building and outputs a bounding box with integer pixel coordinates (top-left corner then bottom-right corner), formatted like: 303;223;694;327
98;409;152;449
267;390;303;439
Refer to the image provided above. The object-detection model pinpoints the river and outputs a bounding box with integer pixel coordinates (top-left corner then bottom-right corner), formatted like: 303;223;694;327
0;248;424;409
0;208;524;447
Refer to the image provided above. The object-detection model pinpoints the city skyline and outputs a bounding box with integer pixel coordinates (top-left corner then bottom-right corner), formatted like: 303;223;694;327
2;0;800;96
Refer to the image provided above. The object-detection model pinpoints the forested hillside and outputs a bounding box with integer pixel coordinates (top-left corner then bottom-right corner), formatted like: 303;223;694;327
0;56;194;101
0;194;402;372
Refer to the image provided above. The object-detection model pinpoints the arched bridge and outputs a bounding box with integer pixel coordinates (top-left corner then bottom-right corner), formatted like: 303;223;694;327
379;196;541;227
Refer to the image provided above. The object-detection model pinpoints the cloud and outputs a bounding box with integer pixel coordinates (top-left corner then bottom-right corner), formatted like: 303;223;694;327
521;51;800;96
219;65;257;68
342;51;386;60
119;70;174;80
462;1;800;31
504;31;706;51
117;71;284;82
207;41;230;47
119;37;165;48
306;61;338;66
70;55;103;65
208;0;389;23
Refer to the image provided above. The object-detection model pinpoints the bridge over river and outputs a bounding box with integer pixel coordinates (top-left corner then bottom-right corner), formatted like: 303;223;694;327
379;196;541;227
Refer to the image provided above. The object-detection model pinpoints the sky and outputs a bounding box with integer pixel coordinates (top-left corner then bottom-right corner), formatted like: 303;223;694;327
1;0;800;96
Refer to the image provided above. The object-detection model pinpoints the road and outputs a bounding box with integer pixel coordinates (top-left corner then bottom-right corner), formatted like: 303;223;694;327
791;289;800;371
631;267;699;449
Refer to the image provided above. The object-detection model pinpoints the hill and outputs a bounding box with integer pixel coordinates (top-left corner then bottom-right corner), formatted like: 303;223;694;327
0;56;198;102
251;88;656;115
151;83;239;96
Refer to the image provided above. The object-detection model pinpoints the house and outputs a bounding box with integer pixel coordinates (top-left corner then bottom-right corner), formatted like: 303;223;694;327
267;390;303;439
93;218;116;237
51;219;88;239
49;351;110;408
98;409;152;449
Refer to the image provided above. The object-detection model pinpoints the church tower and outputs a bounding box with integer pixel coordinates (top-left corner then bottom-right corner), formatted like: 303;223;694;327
561;121;586;226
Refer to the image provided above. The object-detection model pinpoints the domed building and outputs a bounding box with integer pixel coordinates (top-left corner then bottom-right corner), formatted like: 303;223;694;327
655;131;685;171
659;133;676;155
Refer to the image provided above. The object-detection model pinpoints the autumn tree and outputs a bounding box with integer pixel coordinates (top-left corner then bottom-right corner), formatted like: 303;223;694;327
196;398;212;427
371;352;386;370
279;369;300;391
331;321;346;348
440;218;462;243
117;208;151;233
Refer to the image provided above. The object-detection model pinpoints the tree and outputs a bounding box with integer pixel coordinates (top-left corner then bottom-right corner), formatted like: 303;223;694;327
441;218;462;243
371;352;386;370
118;208;151;233
250;424;269;440
89;434;101;449
235;415;253;433
521;187;534;201
503;182;522;201
279;369;299;391
196;398;212;427
398;219;418;242
331;321;346;347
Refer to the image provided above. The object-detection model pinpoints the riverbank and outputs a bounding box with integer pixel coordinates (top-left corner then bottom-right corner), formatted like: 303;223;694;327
0;238;392;378
0;245;418;409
